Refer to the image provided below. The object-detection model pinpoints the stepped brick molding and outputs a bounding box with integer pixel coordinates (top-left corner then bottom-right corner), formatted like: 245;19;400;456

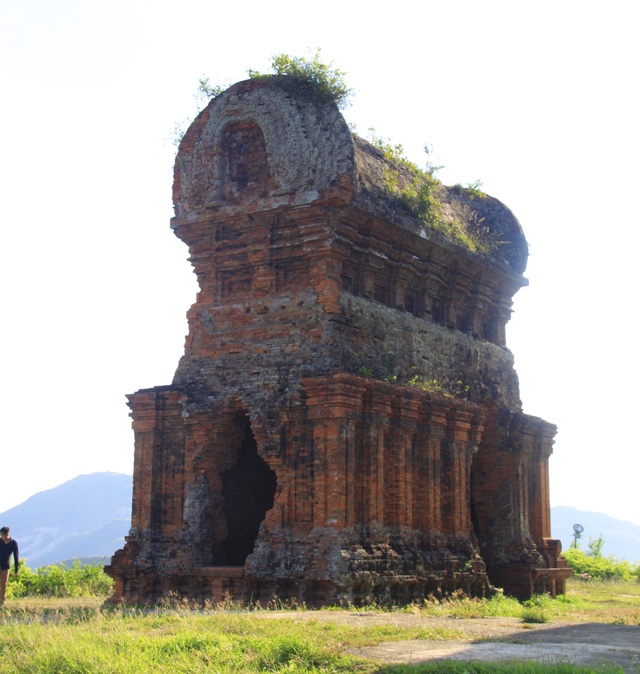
106;77;570;604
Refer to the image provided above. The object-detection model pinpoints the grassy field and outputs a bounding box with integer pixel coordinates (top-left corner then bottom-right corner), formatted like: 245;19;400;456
413;578;640;624
0;579;638;673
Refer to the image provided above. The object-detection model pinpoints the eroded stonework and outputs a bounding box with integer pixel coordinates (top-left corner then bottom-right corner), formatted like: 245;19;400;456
106;77;570;604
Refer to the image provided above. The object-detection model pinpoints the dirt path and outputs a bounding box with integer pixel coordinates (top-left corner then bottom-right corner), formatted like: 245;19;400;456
263;612;640;672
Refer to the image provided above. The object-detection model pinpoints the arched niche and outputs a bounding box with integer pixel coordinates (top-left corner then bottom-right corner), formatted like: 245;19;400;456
220;121;277;202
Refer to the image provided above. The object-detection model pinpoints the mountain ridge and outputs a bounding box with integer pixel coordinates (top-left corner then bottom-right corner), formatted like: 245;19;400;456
0;472;132;567
550;504;640;562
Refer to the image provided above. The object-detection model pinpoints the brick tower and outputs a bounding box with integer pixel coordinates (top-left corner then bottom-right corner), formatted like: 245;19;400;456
106;77;570;604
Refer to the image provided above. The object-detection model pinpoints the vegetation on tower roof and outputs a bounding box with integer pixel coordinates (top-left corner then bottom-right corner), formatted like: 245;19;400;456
248;49;354;109
367;131;502;254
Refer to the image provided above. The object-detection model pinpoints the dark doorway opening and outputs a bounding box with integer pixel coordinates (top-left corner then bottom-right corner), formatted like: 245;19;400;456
221;417;277;565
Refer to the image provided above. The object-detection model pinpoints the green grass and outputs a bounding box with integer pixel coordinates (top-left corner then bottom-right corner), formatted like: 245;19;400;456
392;579;639;625
0;606;460;673
372;665;626;673
400;587;564;622
0;579;637;673
560;577;640;624
0;605;622;674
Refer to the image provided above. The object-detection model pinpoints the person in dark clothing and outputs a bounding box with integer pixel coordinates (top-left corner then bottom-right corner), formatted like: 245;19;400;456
0;526;19;605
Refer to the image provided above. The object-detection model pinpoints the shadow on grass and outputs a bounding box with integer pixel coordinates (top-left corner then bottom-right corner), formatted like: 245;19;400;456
362;623;640;674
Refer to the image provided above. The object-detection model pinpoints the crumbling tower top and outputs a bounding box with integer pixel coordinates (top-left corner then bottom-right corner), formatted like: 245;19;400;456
173;76;528;275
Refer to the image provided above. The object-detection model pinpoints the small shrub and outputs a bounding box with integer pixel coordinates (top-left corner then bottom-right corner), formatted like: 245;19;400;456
249;49;353;109
457;179;486;200
521;594;553;623
522;608;548;623
195;76;225;102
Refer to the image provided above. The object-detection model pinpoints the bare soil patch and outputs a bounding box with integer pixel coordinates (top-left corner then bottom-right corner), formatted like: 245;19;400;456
260;611;640;672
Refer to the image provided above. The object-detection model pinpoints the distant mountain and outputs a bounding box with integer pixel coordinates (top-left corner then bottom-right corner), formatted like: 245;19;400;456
2;474;638;567
551;506;640;562
0;473;132;568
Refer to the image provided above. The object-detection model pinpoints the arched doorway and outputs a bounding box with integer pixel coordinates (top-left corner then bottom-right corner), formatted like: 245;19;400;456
220;416;277;565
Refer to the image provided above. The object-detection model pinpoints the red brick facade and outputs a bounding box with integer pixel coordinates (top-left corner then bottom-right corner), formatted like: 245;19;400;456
106;77;570;604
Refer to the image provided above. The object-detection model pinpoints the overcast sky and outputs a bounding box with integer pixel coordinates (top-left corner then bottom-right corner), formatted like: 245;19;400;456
1;1;639;535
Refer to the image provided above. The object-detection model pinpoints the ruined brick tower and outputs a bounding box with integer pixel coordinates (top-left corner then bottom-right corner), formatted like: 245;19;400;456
106;76;570;603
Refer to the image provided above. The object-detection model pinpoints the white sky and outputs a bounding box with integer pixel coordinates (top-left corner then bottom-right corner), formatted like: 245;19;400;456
1;1;639;531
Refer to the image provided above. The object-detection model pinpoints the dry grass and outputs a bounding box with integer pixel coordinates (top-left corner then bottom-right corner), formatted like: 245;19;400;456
558;577;640;624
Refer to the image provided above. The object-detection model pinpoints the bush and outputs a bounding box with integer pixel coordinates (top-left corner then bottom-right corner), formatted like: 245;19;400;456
7;559;114;598
248;49;353;109
564;547;640;581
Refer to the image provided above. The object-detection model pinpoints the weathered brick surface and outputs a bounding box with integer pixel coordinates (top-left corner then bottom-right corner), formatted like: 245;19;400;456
106;77;570;604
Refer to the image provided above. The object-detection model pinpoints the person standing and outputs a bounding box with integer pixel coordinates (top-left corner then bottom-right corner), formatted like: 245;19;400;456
0;526;19;605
